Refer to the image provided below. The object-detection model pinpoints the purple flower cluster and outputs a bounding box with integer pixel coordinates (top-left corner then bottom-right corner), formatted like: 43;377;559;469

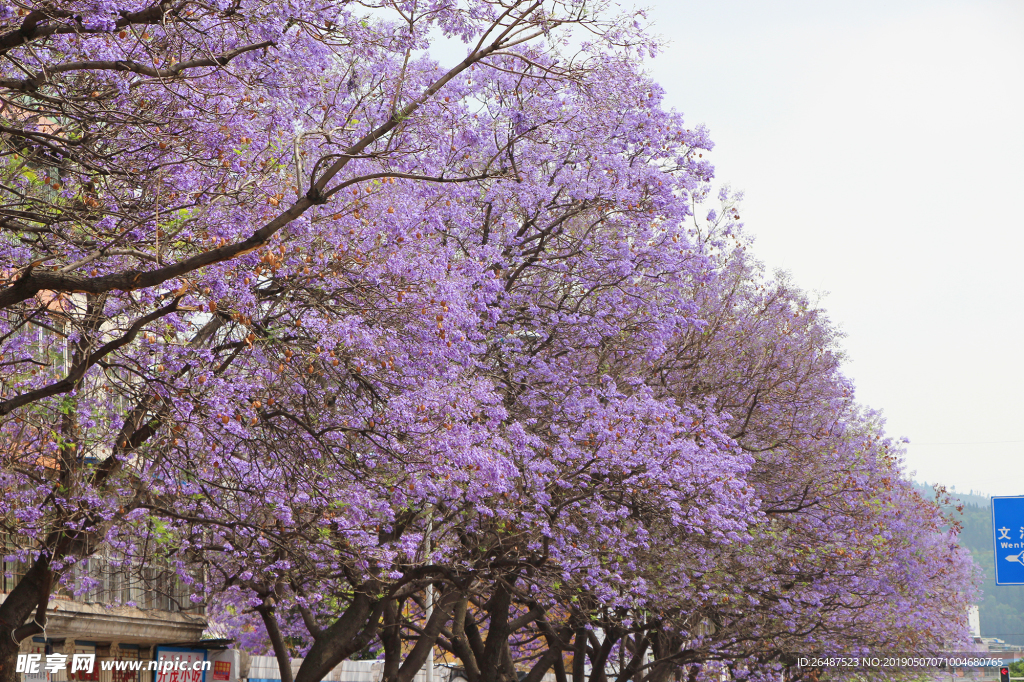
0;2;978;682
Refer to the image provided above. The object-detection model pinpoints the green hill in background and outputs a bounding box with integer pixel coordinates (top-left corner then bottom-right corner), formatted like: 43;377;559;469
925;485;1024;646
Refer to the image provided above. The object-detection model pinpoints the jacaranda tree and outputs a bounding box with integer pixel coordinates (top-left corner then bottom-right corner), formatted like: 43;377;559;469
0;1;978;682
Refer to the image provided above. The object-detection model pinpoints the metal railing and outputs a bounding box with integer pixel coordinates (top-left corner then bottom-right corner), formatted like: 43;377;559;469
1;546;203;614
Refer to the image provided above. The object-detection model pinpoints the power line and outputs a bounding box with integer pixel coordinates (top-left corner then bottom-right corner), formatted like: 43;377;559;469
911;440;1024;446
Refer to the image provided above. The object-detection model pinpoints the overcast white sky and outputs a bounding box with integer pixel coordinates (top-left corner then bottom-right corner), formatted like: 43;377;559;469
642;0;1024;495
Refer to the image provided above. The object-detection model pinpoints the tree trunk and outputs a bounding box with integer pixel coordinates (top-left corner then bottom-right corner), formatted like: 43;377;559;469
397;589;460;682
573;628;588;682
478;585;513;682
381;599;402;682
0;554;54;682
258;606;295;682
449;596;481;682
294;591;386;682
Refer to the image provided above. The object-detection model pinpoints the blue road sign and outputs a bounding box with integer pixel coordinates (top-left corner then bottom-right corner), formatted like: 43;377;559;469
992;496;1024;585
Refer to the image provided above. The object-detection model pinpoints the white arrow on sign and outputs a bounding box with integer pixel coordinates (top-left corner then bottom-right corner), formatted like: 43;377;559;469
1005;551;1024;564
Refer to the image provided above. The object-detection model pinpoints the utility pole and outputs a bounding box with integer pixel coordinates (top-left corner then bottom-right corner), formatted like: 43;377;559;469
425;515;435;682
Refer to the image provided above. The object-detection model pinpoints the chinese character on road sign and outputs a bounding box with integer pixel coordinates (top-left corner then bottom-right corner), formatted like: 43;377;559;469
992;496;1024;585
